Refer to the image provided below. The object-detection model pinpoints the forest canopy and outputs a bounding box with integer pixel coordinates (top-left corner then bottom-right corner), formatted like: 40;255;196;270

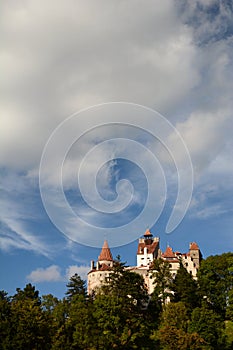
1;252;233;350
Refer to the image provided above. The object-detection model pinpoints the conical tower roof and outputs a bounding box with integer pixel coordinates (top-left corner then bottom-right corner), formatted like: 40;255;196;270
189;242;199;250
144;228;153;237
98;240;113;262
163;246;175;258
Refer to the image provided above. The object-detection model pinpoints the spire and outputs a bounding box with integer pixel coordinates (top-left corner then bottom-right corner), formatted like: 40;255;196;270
144;228;153;237
98;240;113;262
163;246;175;258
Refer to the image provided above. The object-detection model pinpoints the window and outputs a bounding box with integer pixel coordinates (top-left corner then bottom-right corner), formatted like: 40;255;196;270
189;271;192;275
185;263;188;267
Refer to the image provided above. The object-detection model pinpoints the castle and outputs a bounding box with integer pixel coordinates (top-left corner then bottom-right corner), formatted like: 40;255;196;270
88;229;202;294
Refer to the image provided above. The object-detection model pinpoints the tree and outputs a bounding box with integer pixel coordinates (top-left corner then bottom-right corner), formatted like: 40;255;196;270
226;288;233;320
151;258;173;306
65;273;86;301
155;302;205;350
41;294;59;314
41;294;60;346
10;286;50;350
12;283;41;305
224;320;233;350
198;253;233;318
91;258;152;349
50;298;71;350
0;291;11;350
70;295;96;350
159;302;189;332
172;261;199;312
102;257;149;307
188;304;226;350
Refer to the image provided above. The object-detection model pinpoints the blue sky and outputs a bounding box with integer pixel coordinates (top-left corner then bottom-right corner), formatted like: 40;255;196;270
1;0;233;299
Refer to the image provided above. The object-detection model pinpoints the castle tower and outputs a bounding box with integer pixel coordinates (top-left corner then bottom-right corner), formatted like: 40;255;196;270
88;240;114;294
161;245;180;278
189;242;202;270
137;229;160;267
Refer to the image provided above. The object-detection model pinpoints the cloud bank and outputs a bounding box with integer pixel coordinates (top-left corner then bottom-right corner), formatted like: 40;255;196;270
0;0;232;253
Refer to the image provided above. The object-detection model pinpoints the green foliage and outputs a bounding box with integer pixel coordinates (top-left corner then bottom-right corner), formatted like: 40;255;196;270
226;288;233;321
65;273;86;301
160;302;189;331
198;253;233;319
10;295;50;349
42;294;59;313
1;252;233;349
151;258;173;306
172;261;199;312
189;304;226;349
0;291;11;350
102;258;149;307
93;292;151;349
50;298;71;349
156;326;205;350
224;320;233;349
155;302;205;350
93;258;152;349
12;283;41;305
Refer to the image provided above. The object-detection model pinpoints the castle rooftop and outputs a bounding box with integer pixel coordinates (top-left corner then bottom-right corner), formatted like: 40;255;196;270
98;240;113;262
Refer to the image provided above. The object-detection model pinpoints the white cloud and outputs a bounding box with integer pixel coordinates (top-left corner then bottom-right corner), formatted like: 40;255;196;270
27;265;63;283
0;0;200;170
66;265;90;281
0;198;48;255
0;1;232;252
191;205;228;219
26;264;90;283
175;109;232;173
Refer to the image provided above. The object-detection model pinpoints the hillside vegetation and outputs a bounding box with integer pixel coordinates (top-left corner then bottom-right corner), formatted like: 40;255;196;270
1;253;233;350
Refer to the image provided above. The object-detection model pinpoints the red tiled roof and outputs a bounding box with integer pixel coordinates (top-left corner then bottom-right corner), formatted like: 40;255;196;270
190;242;199;250
98;263;112;271
137;241;159;255
98;240;113;261
163;246;175;258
